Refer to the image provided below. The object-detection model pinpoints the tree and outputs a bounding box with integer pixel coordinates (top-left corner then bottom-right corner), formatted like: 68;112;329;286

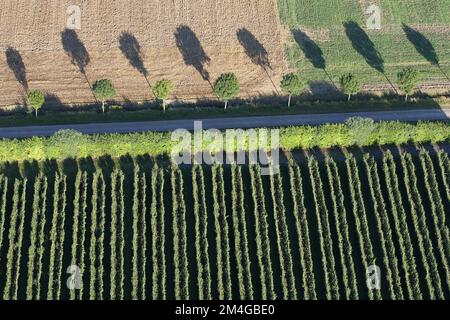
213;73;240;109
280;73;305;108
92;79;116;113
397;68;421;102
153;79;174;112
339;73;362;101
27;90;45;118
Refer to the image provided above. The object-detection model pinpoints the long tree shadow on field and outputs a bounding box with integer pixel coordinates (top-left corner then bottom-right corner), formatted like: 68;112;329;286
343;21;397;92
236;28;279;94
61;28;96;99
119;32;152;89
402;24;450;81
174;25;211;85
291;30;335;86
5;47;28;94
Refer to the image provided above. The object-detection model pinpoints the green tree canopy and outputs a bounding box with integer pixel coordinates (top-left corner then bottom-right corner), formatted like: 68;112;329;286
397;68;421;101
213;73;240;109
27;90;45;117
92;79;116;113
280;73;305;107
153;79;174;112
339;73;362;101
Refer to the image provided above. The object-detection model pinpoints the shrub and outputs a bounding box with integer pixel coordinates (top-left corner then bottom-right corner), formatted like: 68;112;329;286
46;129;86;159
0;121;449;162
346;117;377;146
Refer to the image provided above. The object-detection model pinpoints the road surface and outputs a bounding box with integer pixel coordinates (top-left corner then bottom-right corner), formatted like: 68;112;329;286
0;108;449;138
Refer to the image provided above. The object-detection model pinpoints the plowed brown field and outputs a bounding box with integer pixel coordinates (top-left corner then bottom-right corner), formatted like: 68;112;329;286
0;0;286;106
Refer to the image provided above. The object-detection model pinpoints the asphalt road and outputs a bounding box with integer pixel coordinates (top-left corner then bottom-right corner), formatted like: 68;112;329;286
0;108;449;138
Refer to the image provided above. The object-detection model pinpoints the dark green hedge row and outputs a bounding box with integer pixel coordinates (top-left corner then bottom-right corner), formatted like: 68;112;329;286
0;120;448;162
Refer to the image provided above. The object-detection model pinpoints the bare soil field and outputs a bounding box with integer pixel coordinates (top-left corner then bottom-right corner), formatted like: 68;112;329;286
0;0;286;106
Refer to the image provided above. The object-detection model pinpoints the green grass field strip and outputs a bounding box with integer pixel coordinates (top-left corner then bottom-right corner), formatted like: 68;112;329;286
401;153;444;299
151;166;166;300
212;165;232;300
437;150;450;203
47;173;67;300
270;171;297;299
172;167;190;300
0;175;8;270
308;158;340;300
363;155;404;299
110;170;125;300
345;156;382;300
288;163;317;300
3;179;26;300
325;158;359;300
250;165;276;300
26;175;48;300
230;165;254;300
382;151;422;300
131;166;147;300
192;165;212;300
0;101;445;129
419;150;450;290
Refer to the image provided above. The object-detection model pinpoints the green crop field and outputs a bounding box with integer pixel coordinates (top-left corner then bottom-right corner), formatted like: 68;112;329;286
279;0;450;91
0;146;449;300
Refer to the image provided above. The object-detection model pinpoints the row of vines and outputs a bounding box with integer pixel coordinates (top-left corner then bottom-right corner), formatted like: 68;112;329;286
0;147;449;300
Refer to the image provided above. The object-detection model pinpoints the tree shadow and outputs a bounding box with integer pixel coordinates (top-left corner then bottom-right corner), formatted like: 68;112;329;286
236;28;278;94
237;28;271;69
43;93;62;110
5;47;28;93
308;80;342;98
402;24;450;81
118;32;152;89
291;30;334;86
343;21;397;91
344;21;384;72
61;29;90;75
174;25;211;84
61;28;96;99
292;30;325;69
402;24;438;65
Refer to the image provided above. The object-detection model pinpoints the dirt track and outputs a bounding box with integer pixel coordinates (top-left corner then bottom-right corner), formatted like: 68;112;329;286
0;0;286;106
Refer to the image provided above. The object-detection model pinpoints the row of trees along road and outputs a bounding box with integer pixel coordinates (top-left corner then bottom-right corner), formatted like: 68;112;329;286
22;67;422;117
